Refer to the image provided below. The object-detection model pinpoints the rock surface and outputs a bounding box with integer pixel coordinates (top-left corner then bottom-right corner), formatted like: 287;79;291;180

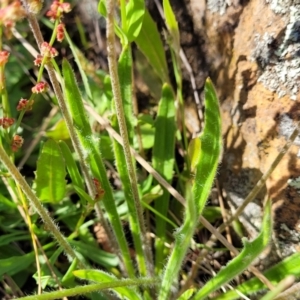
187;0;300;257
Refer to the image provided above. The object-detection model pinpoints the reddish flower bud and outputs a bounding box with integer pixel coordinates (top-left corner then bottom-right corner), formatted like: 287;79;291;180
0;51;10;66
0;1;25;37
17;98;34;111
32;81;48;93
11;135;23;152
0;117;14;129
40;42;58;58
34;54;43;66
56;23;65;42
46;1;71;21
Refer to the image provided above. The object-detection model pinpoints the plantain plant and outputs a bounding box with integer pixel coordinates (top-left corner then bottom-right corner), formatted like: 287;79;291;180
0;0;298;299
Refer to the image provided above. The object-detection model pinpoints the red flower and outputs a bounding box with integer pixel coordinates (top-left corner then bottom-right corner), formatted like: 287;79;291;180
46;1;71;21
17;98;34;111
11;135;23;152
32;81;48;94
56;23;65;42
0;117;14;129
40;42;58;58
0;51;10;66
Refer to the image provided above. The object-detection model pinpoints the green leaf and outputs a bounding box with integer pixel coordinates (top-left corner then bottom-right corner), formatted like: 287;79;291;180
99;135;114;160
74;269;142;300
73;185;95;205
0;193;17;209
126;0;145;42
192;78;222;215
59;141;85;192
194;200;272;300
137;114;155;149
0;232;30;247
59;141;90;205
64;30;92;102
32;248;63;289
177;288;195;300
62;58;135;277
163;0;180;52
0;252;35;277
188;137;201;173
211;252;300;300
69;241;119;268
152;83;176;274
46;119;70;140
158;78;222;298
61;258;78;287
199;206;222;227
152;84;175;181
135;10;169;83
98;0;107;17
34;139;66;203
97;0;128;45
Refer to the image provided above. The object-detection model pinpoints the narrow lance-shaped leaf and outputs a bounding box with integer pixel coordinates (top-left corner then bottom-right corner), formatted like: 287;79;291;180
135;10;169;84
152;83;176;274
34;139;66;203
59;141;87;205
126;0;145;42
59;141;84;191
62;59;135;277
0;252;35;277
158;78;222;299
211;251;300;300
193;78;222;215
193;199;272;300
163;0;180;52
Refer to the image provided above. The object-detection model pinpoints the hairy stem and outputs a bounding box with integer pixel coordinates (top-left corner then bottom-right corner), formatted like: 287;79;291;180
106;0;153;276
0;145;86;269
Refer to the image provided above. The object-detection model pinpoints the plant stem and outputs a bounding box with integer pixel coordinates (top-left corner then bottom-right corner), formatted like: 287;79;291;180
16;277;158;300
24;4;120;266
24;6;96;198
106;0;153;276
0;145;86;269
